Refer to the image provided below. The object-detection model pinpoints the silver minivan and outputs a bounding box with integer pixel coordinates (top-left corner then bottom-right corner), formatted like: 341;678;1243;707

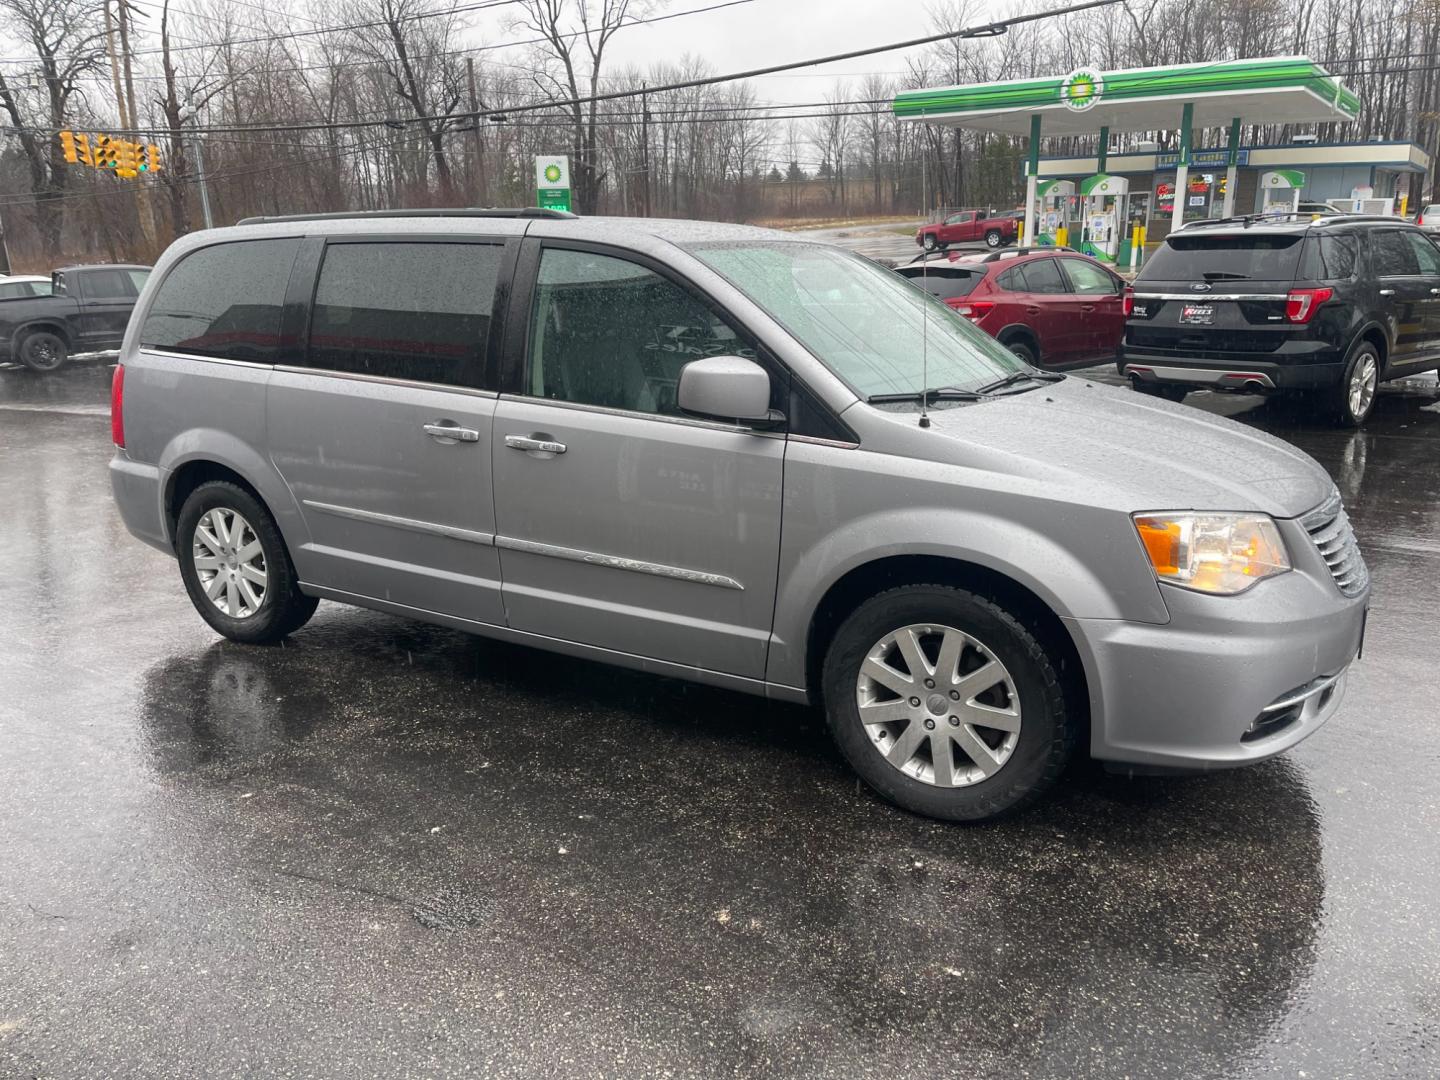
110;210;1369;821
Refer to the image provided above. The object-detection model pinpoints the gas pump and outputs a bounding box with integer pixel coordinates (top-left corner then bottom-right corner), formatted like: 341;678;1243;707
1078;173;1129;265
1033;179;1075;247
1260;170;1306;217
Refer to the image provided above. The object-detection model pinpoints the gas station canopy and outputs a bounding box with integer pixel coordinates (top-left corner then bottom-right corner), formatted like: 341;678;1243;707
892;56;1359;136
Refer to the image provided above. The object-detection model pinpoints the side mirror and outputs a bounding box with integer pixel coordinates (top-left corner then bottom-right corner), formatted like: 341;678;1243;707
677;355;777;425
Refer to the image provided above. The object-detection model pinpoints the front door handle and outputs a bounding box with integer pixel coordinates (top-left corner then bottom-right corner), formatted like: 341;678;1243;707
1081;304;1097;313
1026;305;1041;315
1431;287;1440;296
423;422;480;443
505;434;567;455
1379;288;1397;297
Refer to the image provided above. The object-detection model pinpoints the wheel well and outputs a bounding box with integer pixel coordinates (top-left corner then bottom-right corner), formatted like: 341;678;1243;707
805;554;1090;737
165;460;264;549
1356;325;1387;368
18;322;70;347
996;325;1038;352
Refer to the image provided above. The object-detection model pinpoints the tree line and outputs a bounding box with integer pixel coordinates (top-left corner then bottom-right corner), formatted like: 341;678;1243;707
0;0;1435;268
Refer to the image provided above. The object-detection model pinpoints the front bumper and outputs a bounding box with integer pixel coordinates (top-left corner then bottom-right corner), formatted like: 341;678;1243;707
1068;525;1367;770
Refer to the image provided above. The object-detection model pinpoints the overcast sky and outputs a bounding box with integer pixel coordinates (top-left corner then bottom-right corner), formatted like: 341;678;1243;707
465;0;950;105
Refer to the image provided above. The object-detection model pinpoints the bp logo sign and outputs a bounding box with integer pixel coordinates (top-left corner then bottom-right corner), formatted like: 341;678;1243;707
1061;68;1104;112
543;163;562;184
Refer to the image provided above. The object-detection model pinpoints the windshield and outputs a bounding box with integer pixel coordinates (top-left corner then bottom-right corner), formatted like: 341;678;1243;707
1143;234;1303;282
689;242;1024;398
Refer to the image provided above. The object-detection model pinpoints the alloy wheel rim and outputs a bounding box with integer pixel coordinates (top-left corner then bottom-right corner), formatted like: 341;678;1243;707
1348;355;1376;418
193;508;267;618
855;622;1022;788
30;339;60;368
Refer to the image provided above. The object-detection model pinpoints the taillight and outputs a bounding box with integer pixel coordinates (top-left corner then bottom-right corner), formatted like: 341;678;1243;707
1122;286;1135;317
951;300;994;320
1285;286;1334;324
110;364;125;447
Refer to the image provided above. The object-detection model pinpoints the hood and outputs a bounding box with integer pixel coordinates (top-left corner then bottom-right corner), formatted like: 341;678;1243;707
911;378;1333;519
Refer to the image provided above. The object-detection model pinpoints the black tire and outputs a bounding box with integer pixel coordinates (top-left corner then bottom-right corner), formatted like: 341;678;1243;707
176;480;318;644
922;234;939;252
1131;379;1188;403
17;330;67;372
1004;339;1039;367
984;229;1003;249
1325;342;1380;427
821;585;1075;822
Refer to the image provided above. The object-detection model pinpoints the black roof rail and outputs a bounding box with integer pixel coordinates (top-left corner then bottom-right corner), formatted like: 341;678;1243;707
906;245;1080;266
235;206;578;226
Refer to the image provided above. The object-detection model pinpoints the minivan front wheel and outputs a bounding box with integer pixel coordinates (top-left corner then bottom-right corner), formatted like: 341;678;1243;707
822;585;1074;822
1329;343;1379;426
176;481;318;644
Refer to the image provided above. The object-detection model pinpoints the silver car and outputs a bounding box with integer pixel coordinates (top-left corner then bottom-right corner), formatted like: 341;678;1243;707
109;211;1369;821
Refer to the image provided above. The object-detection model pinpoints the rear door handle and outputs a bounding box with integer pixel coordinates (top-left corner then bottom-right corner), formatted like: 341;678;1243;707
1431;288;1440;296
505;434;567;455
423;422;479;443
1081;304;1097;312
1026;305;1041;315
1379;288;1396;297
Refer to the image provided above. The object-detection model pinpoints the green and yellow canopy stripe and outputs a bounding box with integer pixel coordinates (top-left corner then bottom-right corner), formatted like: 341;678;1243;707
893;57;1359;136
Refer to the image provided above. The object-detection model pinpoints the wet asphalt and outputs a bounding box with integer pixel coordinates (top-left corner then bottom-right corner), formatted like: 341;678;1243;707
2;358;1438;1079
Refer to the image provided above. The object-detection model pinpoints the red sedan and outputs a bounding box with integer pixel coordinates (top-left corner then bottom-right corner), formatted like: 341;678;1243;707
895;248;1127;367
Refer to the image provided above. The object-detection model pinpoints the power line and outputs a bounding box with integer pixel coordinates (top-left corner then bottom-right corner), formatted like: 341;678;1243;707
33;0;1125;139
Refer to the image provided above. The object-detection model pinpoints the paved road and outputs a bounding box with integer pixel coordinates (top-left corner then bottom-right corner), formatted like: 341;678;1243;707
2;358;1438;1078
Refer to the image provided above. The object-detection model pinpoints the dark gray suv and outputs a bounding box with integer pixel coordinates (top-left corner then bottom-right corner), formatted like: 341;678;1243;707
110;210;1369;821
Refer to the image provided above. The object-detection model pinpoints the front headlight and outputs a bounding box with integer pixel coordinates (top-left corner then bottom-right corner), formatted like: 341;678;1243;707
1133;513;1290;595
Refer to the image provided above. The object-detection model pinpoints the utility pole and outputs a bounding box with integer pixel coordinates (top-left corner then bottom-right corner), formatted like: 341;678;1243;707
103;1;128;128
116;0;157;251
466;57;485;206
640;82;650;217
193;131;214;229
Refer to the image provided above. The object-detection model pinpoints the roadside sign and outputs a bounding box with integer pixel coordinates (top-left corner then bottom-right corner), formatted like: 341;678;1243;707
535;155;571;212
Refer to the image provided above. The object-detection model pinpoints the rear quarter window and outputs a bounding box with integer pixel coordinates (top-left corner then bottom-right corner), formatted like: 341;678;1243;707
1299;234;1359;281
1142;234;1304;282
140;238;301;363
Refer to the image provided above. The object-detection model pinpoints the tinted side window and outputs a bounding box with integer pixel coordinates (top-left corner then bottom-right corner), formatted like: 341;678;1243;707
528;248;754;416
308;242;499;388
141;239;300;362
1372;230;1420;276
1021;258;1068;295
1060;259;1116;294
996;267;1026;292
1301;234;1359;280
1402;231;1440;275
79;269;138;300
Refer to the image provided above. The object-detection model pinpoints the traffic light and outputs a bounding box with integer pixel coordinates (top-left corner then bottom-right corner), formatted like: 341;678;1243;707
142;143;161;173
114;140;139;178
59;130;95;166
93;134;118;172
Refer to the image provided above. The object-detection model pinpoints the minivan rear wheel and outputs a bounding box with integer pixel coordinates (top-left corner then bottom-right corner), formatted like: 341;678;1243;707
1327;343;1379;427
821;585;1074;822
176;481;318;644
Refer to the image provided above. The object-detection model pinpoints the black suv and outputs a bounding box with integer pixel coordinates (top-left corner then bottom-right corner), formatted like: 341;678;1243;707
1118;215;1440;425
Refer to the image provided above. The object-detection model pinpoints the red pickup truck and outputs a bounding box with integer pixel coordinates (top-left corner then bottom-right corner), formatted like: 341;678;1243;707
915;210;1018;252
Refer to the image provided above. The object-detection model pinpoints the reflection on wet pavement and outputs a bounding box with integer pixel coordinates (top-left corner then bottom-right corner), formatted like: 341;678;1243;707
2;361;1436;1078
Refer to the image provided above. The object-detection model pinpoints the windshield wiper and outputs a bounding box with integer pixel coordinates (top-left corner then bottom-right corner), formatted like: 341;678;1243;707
867;386;986;404
973;370;1065;395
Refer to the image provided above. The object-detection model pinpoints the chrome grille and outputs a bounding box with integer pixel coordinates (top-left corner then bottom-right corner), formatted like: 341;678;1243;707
1301;491;1369;598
